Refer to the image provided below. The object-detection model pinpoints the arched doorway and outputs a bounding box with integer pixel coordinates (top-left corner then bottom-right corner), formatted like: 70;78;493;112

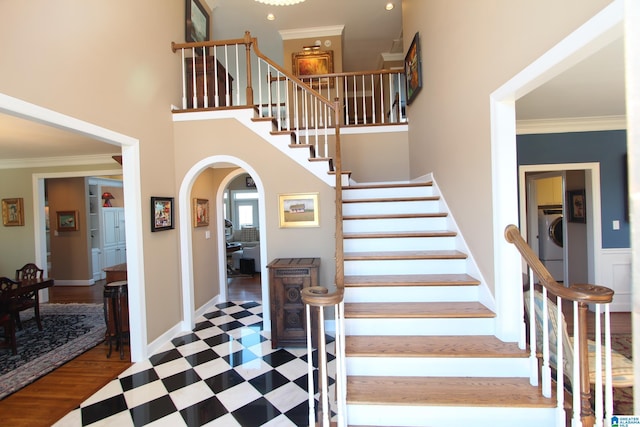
178;156;269;332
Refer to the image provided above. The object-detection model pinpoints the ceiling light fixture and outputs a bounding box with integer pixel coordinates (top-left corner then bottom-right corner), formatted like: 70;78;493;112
385;2;394;10
267;13;275;20
254;0;305;6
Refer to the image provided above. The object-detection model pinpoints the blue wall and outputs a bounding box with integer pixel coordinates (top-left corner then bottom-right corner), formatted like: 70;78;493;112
517;130;629;248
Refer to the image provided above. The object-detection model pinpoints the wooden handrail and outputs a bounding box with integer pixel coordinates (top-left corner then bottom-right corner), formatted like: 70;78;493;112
504;224;613;303
505;224;614;427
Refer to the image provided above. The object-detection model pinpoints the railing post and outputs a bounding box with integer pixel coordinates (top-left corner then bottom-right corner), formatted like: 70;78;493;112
244;31;254;105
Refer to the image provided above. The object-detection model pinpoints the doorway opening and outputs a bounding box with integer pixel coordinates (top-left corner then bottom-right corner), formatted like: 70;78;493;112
518;163;601;287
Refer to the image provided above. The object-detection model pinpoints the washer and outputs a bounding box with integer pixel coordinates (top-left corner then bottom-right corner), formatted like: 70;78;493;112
538;206;564;281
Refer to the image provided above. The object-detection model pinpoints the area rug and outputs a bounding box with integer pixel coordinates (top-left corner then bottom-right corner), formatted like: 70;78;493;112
0;303;106;399
611;333;633;415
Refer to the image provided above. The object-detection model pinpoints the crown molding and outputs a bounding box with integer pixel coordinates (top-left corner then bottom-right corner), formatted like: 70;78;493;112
279;25;344;40
516;115;626;135
0;153;120;170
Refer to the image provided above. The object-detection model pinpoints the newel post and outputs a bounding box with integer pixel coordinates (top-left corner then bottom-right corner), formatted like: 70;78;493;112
244;31;254;105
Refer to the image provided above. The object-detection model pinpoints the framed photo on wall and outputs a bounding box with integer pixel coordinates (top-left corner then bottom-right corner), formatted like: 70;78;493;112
151;197;175;232
57;210;78;231
404;32;423;105
193;198;209;227
278;193;319;228
186;0;210;43
292;50;334;77
567;190;586;223
2;198;24;226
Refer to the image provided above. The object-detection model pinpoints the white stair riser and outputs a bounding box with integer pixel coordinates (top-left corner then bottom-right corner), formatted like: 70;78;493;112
346;357;530;378
345;318;495;336
344;236;456;252
344;285;479;303
343;200;441;215
347;404;557;427
343;216;447;232
343;185;433;200
344;259;466;275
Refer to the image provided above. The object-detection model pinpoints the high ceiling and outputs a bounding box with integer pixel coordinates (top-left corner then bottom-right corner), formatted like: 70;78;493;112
0;2;626;163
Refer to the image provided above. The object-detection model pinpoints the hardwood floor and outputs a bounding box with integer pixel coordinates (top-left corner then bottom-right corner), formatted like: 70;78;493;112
0;283;131;427
0;276;262;427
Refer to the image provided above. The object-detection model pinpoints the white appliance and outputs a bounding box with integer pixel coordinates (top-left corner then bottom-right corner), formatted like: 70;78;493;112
538;206;564;281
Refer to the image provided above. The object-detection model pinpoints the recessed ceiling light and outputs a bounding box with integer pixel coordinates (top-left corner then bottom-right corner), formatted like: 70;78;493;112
385;2;394;10
267;13;275;20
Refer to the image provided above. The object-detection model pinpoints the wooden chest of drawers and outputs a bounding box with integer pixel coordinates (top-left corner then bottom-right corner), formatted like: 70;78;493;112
267;258;320;348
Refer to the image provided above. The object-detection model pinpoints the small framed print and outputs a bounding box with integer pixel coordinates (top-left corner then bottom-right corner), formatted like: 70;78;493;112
151;197;175;232
2;198;24;226
278;193;319;228
568;190;586;223
57;210;78;231
193;198;209;227
246;176;256;188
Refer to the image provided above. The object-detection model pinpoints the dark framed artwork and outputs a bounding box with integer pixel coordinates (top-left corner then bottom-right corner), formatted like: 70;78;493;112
567;190;586;223
2;198;24;226
57;210;78;231
292;50;334;77
193;198;209;227
151;197;175;232
404;32;423;105
246;176;256;188
186;0;210;43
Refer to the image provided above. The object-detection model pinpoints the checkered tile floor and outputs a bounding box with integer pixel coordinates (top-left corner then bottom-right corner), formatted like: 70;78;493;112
54;301;335;427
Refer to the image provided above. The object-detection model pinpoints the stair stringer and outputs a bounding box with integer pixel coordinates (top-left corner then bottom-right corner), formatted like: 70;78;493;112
172;107;349;187
416;173;497;315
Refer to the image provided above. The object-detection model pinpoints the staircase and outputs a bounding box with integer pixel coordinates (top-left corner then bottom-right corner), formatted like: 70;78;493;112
339;181;558;427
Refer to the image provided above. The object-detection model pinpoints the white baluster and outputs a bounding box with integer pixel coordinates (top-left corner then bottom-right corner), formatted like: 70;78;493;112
213;46;219;107
305;304;316;427
573;301;581;426
541;287;551;397
595;304;603;427
556;296;566;426
202;46;209;108
604;304;613;425
318;307;329;427
180;48;187;109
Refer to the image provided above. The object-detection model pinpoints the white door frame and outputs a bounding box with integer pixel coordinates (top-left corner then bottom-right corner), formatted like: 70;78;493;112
0;92;147;362
489;1;623;343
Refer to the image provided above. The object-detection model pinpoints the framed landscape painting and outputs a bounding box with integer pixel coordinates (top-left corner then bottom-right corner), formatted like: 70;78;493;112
278;193;319;228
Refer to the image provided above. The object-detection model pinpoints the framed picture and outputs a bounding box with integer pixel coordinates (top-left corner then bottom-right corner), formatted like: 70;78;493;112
186;0;210;43
567;190;586;223
193;198;209;227
292;50;334;79
151;197;175;232
246;176;256;188
57;210;78;231
404;32;423;105
2;198;24;226
278;193;319;228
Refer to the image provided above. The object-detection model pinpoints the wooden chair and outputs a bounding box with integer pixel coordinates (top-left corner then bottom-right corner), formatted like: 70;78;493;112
14;263;44;330
0;277;19;354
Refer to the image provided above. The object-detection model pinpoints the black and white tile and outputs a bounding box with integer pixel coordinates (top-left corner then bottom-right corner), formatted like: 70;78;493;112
54;302;335;427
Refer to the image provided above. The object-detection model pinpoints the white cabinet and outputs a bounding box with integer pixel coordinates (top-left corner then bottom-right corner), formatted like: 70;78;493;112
102;208;126;268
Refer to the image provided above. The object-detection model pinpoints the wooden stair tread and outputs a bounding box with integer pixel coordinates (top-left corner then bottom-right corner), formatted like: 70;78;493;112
346;182;433;190
343;196;439;203
344;250;467;261
347;376;555;408
344;273;480;287
343;212;447;220
343;230;456;239
344;301;495;318
346;335;527;358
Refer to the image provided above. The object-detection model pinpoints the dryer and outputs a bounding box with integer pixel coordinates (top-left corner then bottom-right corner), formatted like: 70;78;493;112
538;206;564;281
